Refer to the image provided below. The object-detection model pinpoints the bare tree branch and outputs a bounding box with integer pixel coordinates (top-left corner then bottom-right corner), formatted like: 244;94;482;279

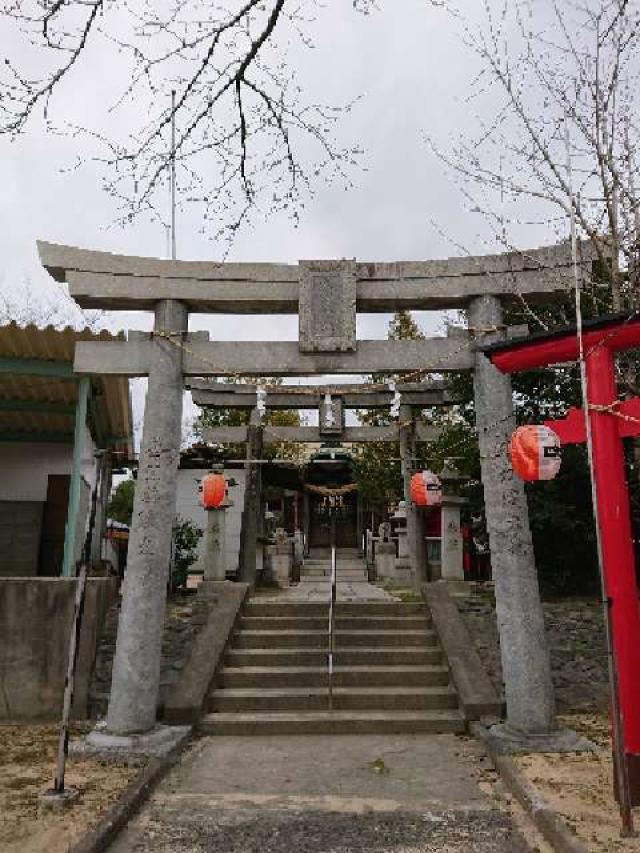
0;0;364;243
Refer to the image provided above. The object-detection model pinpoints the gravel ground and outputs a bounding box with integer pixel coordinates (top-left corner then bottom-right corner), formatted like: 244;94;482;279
116;807;529;853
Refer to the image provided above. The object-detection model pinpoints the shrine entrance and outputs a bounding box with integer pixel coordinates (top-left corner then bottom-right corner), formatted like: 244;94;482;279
37;238;591;745
308;492;358;550
304;447;359;551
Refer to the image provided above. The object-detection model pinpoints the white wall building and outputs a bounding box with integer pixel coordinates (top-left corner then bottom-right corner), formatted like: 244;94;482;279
0;323;133;577
175;466;246;577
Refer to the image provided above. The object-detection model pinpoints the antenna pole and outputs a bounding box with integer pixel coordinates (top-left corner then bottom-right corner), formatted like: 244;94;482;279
170;89;177;261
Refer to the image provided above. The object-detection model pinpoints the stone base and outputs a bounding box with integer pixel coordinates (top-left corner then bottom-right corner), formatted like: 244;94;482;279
482;722;598;754
435;579;469;597
38;785;80;812
393;562;413;586
199;579;230;597
71;722;191;760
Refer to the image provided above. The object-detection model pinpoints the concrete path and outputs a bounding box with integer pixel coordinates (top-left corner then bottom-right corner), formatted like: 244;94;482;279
258;579;396;602
109;734;534;852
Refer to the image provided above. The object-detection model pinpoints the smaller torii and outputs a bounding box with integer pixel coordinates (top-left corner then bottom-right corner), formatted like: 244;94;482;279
188;378;454;585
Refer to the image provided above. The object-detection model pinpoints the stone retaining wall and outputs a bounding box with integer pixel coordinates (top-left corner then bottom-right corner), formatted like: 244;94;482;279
0;577;117;721
456;586;609;712
90;589;211;718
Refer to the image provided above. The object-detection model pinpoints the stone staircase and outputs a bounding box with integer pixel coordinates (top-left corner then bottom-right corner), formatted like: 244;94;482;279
299;548;368;584
201;599;465;735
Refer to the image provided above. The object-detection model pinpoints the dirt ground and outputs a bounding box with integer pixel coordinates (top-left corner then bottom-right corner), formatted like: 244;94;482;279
516;714;640;853
0;724;141;853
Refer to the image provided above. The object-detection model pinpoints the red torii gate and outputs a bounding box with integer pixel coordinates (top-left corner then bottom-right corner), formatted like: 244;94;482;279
484;312;640;810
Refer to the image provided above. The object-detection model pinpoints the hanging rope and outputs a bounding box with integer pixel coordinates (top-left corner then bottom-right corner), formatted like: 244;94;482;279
304;482;358;497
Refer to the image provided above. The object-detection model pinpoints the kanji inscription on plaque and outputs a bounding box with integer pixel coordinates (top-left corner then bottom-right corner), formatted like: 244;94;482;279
298;260;357;352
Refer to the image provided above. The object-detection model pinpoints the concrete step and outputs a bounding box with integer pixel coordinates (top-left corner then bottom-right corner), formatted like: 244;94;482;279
200;710;466;736
237;616;430;632
217;665;451;689
232;630;437;649
243;601;425;617
299;572;367;578
298;578;367;585
308;549;362;559
224;646;443;667
208;686;458;713
299;570;367;578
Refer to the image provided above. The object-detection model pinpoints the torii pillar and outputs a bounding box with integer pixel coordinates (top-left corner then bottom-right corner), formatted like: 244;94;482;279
485;311;640;804
106;300;187;736
400;404;425;589
470;296;556;738
238;409;264;586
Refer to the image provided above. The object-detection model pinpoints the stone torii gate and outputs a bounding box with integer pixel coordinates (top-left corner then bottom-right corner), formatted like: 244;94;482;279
188;378;456;585
38;240;592;746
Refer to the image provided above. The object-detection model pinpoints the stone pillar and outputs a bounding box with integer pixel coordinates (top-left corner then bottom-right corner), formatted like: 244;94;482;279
469;295;555;735
91;450;112;564
440;499;465;581
238;409;264;585
356;499;363;554
391;502;412;586
399;405;424;590
375;522;395;580
292;529;304;583
106;300;187;736
439;465;467;582
302;491;311;556
365;528;374;572
203;505;227;583
272;528;292;588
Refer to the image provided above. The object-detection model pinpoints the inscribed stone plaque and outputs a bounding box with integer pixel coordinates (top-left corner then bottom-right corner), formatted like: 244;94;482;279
298;260;356;352
318;394;345;437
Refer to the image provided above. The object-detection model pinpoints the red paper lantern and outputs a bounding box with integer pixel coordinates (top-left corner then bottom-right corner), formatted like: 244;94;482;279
199;473;226;508
409;471;442;507
509;425;562;482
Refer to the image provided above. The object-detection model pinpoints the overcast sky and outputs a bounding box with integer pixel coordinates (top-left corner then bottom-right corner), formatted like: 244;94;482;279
0;1;558;439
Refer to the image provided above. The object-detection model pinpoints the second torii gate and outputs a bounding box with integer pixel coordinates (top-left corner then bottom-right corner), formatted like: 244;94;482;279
37;239;592;747
189;379;455;582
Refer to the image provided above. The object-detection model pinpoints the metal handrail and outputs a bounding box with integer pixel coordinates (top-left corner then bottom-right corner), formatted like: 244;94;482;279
328;504;337;712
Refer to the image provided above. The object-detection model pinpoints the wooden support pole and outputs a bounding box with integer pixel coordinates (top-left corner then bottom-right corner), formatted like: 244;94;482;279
90;451;112;564
62;377;89;577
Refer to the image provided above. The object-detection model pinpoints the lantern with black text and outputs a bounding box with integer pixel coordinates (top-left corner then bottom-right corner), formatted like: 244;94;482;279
509;425;562;482
409;471;442;507
199;473;226;508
